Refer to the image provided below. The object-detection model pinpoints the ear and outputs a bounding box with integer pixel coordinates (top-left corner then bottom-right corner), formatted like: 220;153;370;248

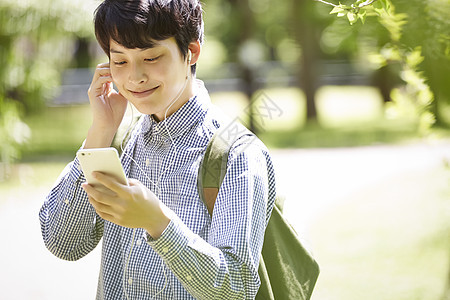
187;40;201;65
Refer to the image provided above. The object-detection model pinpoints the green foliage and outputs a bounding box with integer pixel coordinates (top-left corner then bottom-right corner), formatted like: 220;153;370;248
0;0;95;112
0;95;30;180
326;0;408;28
329;3;365;25
0;0;95;175
370;45;436;134
202;0;300;64
321;0;442;133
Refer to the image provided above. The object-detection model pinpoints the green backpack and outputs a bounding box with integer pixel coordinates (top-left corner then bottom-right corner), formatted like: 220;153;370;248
197;123;320;300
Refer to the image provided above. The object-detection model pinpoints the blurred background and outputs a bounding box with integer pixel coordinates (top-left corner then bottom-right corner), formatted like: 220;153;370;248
1;0;449;299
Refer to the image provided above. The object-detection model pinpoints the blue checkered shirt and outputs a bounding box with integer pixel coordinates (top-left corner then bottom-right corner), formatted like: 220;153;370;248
39;81;276;299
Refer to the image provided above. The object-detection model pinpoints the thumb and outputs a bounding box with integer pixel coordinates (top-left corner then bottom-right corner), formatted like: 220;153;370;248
127;178;142;187
108;88;128;103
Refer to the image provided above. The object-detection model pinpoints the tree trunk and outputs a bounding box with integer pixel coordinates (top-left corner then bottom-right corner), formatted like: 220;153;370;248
424;56;450;127
229;0;258;133
292;0;320;122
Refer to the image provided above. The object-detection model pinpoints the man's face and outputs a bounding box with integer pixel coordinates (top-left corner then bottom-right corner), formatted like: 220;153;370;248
109;37;192;120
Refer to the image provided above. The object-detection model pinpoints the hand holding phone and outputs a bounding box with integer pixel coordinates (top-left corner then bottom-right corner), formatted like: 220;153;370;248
77;147;128;187
78;148;171;237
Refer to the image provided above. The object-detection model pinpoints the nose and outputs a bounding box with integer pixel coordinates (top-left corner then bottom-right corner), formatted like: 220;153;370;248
128;63;147;85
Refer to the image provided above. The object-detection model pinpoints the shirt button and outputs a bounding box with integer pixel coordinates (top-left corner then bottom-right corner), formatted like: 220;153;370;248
136;239;142;246
186;274;192;281
145;158;150;166
162;247;169;254
128;277;133;285
64;199;69;205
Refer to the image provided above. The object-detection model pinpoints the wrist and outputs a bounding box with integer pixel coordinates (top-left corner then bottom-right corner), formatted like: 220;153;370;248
144;207;171;240
83;125;117;149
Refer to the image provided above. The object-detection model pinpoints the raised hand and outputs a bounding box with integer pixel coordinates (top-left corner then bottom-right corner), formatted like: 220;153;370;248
85;63;129;148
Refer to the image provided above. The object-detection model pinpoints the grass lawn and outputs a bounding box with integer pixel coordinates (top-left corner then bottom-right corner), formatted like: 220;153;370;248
310;165;450;300
196;86;447;148
22;105;92;158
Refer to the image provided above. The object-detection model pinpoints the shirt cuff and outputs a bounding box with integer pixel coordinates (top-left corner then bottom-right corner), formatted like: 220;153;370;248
146;219;189;263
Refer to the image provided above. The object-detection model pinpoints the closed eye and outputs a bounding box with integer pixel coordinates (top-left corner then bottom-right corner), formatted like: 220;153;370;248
145;56;159;62
113;61;126;65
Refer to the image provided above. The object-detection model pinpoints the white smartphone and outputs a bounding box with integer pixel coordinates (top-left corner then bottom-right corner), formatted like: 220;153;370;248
76;147;128;187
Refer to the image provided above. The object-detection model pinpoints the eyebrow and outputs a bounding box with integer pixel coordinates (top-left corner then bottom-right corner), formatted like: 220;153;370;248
110;49;125;54
110;45;161;54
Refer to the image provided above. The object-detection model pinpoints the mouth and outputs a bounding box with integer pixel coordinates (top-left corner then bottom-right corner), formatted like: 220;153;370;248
129;86;159;98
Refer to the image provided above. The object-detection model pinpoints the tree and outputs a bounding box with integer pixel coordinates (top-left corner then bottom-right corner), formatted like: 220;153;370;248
228;0;259;133
319;0;450;130
0;0;95;177
319;1;450;297
291;0;322;121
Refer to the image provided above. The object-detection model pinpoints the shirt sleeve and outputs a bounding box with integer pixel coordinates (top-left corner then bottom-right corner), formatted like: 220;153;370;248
39;155;104;261
147;138;276;300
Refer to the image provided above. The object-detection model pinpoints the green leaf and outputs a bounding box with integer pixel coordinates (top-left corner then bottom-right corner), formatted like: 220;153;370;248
406;47;424;67
358;9;367;24
347;12;357;24
330;6;345;14
379;0;391;12
385;0;391;11
372;0;382;9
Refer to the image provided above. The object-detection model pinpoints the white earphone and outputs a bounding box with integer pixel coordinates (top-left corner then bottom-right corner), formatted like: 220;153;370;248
186;50;192;80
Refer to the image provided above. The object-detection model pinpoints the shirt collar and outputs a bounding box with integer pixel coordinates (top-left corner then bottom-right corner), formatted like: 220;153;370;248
140;80;210;140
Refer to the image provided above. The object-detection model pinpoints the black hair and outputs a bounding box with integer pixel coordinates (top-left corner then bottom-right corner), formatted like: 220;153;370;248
94;0;204;74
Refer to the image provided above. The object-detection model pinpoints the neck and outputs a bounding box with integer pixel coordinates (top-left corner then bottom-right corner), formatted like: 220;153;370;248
153;77;196;122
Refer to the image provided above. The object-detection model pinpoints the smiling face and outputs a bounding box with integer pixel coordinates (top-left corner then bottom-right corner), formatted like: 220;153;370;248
109;38;195;121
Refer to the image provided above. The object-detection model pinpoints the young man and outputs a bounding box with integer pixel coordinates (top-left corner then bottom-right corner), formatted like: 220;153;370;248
39;0;276;299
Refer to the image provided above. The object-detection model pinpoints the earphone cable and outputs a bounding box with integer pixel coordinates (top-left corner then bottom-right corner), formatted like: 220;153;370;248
120;61;191;299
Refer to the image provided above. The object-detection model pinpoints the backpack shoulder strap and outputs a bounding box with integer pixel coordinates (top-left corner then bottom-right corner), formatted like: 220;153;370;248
197;122;253;216
197;121;320;300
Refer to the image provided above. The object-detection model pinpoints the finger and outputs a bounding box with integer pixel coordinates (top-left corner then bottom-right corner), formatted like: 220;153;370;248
127;179;159;204
89;75;113;98
103;81;113;96
97;212;116;222
90;200;116;222
97;62;110;68
92;73;112;89
85;193;122;225
91;63;111;83
127;178;141;186
87;194;113;214
95;62;110;73
96;70;112;81
92;172;128;194
82;182;117;204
